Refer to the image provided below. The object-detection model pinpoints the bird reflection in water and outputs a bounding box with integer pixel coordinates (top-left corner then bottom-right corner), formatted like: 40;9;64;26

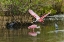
28;24;40;36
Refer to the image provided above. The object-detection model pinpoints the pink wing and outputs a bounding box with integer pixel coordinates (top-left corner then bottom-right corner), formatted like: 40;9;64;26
28;9;40;20
40;10;51;19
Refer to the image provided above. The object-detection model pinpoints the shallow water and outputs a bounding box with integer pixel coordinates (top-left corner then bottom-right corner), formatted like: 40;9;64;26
0;20;64;42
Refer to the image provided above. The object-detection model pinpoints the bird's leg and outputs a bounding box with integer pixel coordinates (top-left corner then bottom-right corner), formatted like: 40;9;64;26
33;28;34;32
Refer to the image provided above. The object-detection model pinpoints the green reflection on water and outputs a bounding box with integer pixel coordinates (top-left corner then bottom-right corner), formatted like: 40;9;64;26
0;21;64;42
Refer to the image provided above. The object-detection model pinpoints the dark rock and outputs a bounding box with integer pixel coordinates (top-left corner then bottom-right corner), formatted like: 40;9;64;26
6;21;21;30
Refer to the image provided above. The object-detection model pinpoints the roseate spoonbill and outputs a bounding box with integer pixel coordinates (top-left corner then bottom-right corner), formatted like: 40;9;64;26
28;24;40;32
28;9;51;23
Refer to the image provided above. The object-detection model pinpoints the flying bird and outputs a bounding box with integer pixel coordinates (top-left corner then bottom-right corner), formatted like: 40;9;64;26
28;9;51;23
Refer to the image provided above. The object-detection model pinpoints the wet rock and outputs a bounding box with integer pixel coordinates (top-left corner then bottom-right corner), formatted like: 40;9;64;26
6;21;21;30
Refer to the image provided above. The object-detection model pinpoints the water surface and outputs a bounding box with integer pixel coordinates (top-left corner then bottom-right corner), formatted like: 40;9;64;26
0;20;64;42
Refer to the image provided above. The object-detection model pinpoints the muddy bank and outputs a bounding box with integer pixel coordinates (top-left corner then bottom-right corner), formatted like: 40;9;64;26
0;15;33;29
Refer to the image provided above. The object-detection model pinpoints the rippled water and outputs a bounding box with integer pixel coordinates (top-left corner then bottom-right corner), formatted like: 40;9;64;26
0;20;64;42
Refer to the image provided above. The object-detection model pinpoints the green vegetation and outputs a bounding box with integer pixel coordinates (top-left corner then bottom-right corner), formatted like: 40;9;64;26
0;0;64;16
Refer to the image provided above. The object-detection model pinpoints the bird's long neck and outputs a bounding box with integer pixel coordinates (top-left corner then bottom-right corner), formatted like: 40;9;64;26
38;18;44;22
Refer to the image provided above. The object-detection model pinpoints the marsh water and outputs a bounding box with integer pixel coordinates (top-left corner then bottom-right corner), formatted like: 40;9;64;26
0;20;64;42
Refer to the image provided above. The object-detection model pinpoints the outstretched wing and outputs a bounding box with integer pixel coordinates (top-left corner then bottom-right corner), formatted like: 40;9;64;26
28;9;40;20
40;10;51;19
